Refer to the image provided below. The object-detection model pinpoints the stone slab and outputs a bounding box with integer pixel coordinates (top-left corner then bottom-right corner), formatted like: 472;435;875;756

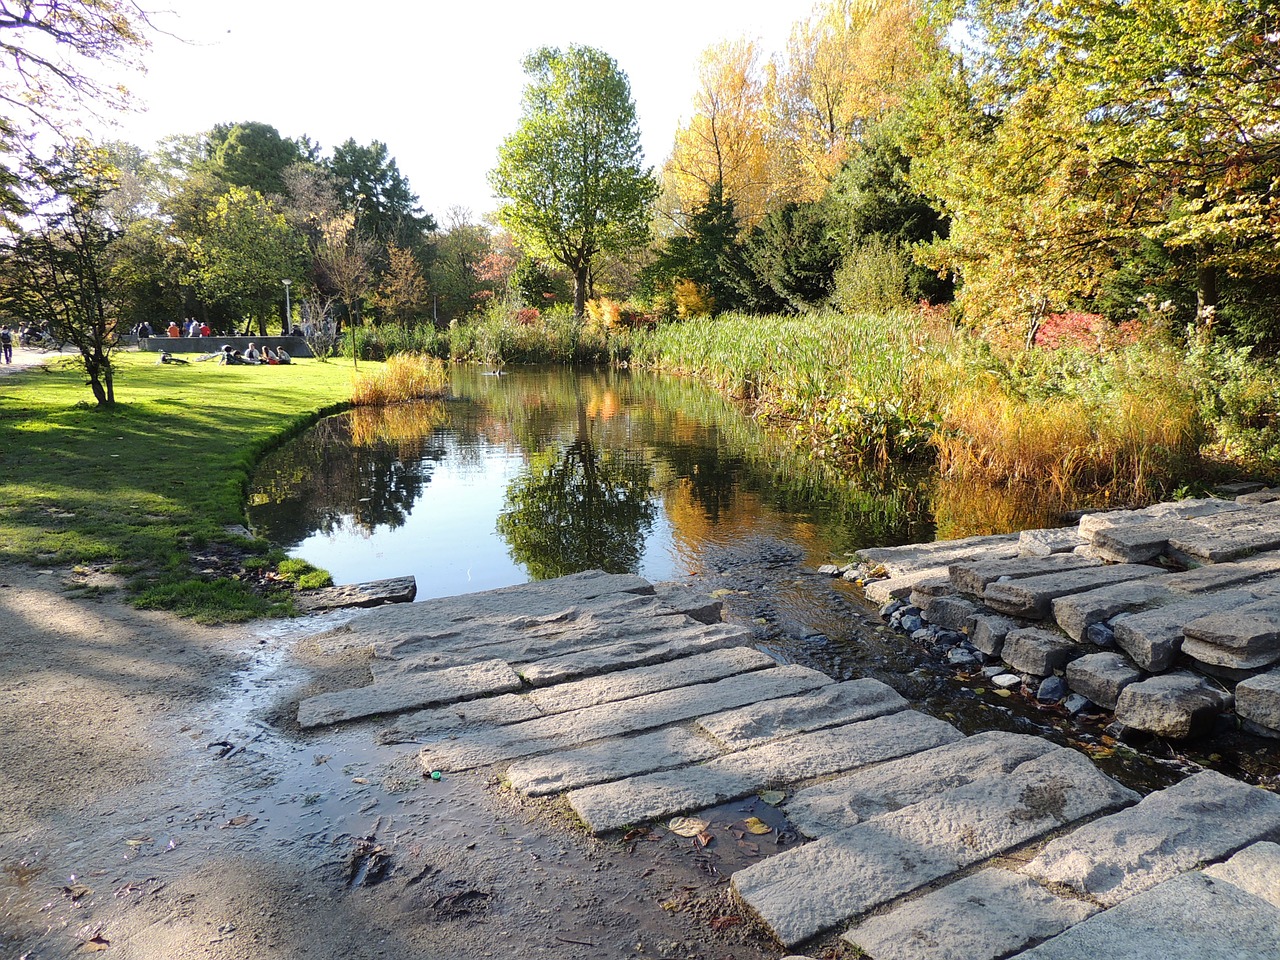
918;595;978;630
1012;870;1280;960
1019;527;1086;557
1051;579;1175;642
1182;636;1280;670
950;554;1099;599
1236;670;1280;736
1065;653;1142;711
783;731;1058;838
375;693;543;744
844;868;1098;960
854;534;1022;577
504;726;722;797
1203;841;1280;909
651;581;723;623
1024;769;1280;907
696;679;908;750
524;646;775;714
1002;628;1083;676
1109;591;1260;671
1169;516;1280;563
732;747;1137;947
416;664;832;772
967;614;1020;656
1164;552;1280;593
983;563;1159;619
509;622;755;686
297;658;522;728
1113;671;1231;738
297;575;417;612
1088;520;1196;563
862;567;951;605
1183;595;1280;655
567;710;961;834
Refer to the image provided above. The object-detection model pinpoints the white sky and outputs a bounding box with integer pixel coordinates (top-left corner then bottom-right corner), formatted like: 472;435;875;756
94;0;812;225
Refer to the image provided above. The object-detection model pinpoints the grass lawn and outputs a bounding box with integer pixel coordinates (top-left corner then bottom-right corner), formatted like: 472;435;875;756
0;351;357;621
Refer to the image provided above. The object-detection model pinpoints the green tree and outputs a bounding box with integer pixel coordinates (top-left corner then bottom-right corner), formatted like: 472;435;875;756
647;183;749;314
206;121;307;197
327;139;436;259
740;200;841;312
490;45;658;318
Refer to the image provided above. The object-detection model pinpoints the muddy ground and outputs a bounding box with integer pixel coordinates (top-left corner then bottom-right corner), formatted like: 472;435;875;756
0;561;825;960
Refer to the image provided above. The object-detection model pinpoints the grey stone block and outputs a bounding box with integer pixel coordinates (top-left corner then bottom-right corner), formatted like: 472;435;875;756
1235;669;1280;736
845;868;1097;960
1051;579;1175;641
1025;770;1280;907
376;693;543;745
652;581;723;623
950;554;1099;599
919;594;978;630
732;747;1136;947
854;534;1022;578
863;566;952;605
1089;520;1195;563
1181;597;1280;670
1109;592;1256;671
1019;526;1087;557
1203;842;1280;909
967;614;1020;656
1065;653;1141;711
984;563;1160;619
1113;672;1231;739
1002;628;1083;676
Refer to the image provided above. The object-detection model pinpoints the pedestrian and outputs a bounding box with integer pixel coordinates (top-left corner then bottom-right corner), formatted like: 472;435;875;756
0;324;11;363
167;321;181;338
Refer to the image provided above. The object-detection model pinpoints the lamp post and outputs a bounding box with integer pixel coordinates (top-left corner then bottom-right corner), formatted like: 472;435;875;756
281;279;292;336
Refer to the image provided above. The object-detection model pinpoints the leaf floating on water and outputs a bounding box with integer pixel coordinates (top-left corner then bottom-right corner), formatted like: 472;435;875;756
667;816;709;838
741;817;772;835
758;790;785;806
694;830;714;848
993;689;1012;698
736;839;760;855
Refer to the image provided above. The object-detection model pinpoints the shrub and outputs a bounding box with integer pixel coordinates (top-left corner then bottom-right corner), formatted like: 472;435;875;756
832;237;911;315
350;353;450;406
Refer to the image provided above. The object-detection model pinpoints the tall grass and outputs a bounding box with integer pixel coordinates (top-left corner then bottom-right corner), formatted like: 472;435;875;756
350;353;450;405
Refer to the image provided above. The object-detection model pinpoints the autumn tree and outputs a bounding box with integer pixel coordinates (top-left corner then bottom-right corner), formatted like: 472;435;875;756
428;211;490;320
372;242;430;324
490;45;658;318
328;139;436;261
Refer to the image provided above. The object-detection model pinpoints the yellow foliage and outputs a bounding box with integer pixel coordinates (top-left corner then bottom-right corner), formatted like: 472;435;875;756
350;353;449;406
585;297;622;330
673;280;715;319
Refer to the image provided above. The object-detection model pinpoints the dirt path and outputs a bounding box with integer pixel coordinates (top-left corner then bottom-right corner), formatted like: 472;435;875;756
0;563;792;960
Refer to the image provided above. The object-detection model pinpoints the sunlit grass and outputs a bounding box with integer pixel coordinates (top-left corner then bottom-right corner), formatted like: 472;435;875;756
350;353;450;406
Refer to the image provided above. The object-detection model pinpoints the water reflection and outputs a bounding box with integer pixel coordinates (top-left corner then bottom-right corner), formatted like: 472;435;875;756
247;366;935;598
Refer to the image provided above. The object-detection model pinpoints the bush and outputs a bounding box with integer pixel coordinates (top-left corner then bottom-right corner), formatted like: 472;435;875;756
832;237;911;315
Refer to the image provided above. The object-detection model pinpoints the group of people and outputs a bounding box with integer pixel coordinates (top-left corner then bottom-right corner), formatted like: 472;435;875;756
219;343;290;365
165;319;211;338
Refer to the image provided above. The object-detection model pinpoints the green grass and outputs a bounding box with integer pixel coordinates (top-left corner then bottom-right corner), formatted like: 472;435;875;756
0;352;354;622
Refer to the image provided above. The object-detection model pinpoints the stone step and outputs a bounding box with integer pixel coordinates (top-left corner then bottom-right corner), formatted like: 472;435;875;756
1064;653;1142;710
1181;596;1280;670
783;730;1058;838
1236;669;1280;737
1023;769;1280;907
695;679;908;750
984;563;1160;620
1088;520;1198;563
1110;590;1261;671
1169;513;1280;563
949;554;1100;599
375;693;543;745
1052;579;1176;641
1112;672;1233;738
1163;552;1280;593
1019;527;1086;557
1001;628;1083;676
731;747;1137;948
854;534;1022;578
844;868;1098;960
297;575;417;612
1203;841;1280;908
566;710;961;835
296;658;523;729
524;646;775;714
416;664;832;772
862;566;951;605
504;726;722;797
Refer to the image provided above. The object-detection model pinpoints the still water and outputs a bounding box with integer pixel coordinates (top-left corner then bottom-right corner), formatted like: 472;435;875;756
247;365;934;599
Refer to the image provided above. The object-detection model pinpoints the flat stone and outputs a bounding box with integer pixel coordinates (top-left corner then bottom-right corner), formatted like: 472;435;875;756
992;673;1022;689
854;534;1022;577
1019;526;1086;557
863;567;952;605
1181;595;1280;666
1182;636;1280;670
918;595;978;630
297;575;417;612
651;581;723;624
844;868;1098;960
1024;769;1280;906
296;658;522;729
1203;841;1280;909
1013;870;1280;960
950;554;1099;599
1164;552;1280;593
911;577;958;599
374;693;543;744
732;747;1136;948
984;564;1160;619
1113;671;1231;738
1002;628;1083;676
783;731;1058;838
417;664;832;771
1088;520;1196;563
1235;670;1280;736
567;710;961;834
514;622;755;686
1109;591;1259;671
1169;515;1280;563
967;614;1021;656
1237;487;1280;503
1051;579;1175;641
524;646;775;714
504;726;722;797
1065;653;1142;711
696;679;908;750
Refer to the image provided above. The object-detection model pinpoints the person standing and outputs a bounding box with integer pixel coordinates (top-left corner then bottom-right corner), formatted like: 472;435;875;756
167;320;181;338
0;324;12;363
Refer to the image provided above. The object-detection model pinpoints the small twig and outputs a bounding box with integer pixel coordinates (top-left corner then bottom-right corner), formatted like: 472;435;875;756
555;936;596;947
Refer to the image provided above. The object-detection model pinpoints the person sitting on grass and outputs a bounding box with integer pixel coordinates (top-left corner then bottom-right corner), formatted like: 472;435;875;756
158;350;189;364
274;346;291;365
219;344;252;365
244;342;261;363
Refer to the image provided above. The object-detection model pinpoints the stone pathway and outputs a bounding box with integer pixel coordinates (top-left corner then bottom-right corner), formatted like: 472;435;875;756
297;569;1280;958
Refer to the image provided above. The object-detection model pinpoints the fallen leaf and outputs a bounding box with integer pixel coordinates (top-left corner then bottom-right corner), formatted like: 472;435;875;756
63;883;92;900
741;816;772;835
80;935;110;952
974;687;986;695
758;790;785;806
220;815;257;829
694;830;714;848
993;689;1012;698
622;828;649;842
709;916;743;931
352;777;369;785
667;816;709;838
736;840;760;855
123;836;152;847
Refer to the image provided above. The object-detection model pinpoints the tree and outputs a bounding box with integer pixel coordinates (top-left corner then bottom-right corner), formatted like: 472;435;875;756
371;242;430;324
0;2;155;222
205;121;307;197
490;45;658;318
647;183;750;314
428;213;490;321
741;200;841;312
327;139;436;260
1;144;122;404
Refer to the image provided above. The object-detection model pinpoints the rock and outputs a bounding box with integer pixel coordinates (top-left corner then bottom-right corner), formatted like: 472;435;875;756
1113;672;1233;739
1088;520;1194;563
862;566;953;605
1051;579;1174;642
297;574;417;611
1203;842;1280;908
984;564;1159;620
967;614;1020;656
1037;676;1067;703
1234;669;1280;737
1002;627;1083;676
900;614;924;634
948;647;980;667
1019;526;1087;557
879;599;906;619
1065;653;1142;711
1181;596;1280;670
993;673;1022;689
949;554;1099;598
1108;592;1258;672
817;564;842;576
920;594;979;630
652;581;723;624
1085;621;1116;646
854;534;1022;578
1063;693;1092;715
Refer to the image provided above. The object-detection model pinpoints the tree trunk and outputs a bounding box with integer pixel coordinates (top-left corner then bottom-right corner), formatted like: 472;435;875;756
573;264;588;318
1196;259;1218;322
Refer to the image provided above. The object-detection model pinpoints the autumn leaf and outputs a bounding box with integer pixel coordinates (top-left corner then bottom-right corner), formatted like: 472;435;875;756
667;816;709;838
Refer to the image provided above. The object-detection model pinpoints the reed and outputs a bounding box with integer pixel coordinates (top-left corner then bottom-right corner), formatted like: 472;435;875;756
350;353;450;406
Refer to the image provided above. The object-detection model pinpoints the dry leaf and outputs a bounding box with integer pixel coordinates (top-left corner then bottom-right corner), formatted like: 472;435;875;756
220;815;257;829
80;935;110;952
694;830;714;848
993;689;1012;698
741;816;772;835
123;836;152;847
667;816;709;838
622;828;649;842
736;840;760;855
758;790;785;806
709;916;742;931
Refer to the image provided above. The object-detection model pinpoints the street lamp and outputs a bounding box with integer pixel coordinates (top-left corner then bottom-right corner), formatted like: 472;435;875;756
281;279;292;336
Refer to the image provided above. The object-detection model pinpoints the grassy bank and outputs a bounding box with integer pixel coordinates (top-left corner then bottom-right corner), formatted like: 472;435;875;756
0;352;355;621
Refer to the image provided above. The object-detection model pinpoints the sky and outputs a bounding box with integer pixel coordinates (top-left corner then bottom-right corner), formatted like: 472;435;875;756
94;0;814;226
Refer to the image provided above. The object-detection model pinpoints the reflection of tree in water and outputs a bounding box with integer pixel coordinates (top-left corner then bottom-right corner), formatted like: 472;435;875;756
247;404;447;548
497;399;656;580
